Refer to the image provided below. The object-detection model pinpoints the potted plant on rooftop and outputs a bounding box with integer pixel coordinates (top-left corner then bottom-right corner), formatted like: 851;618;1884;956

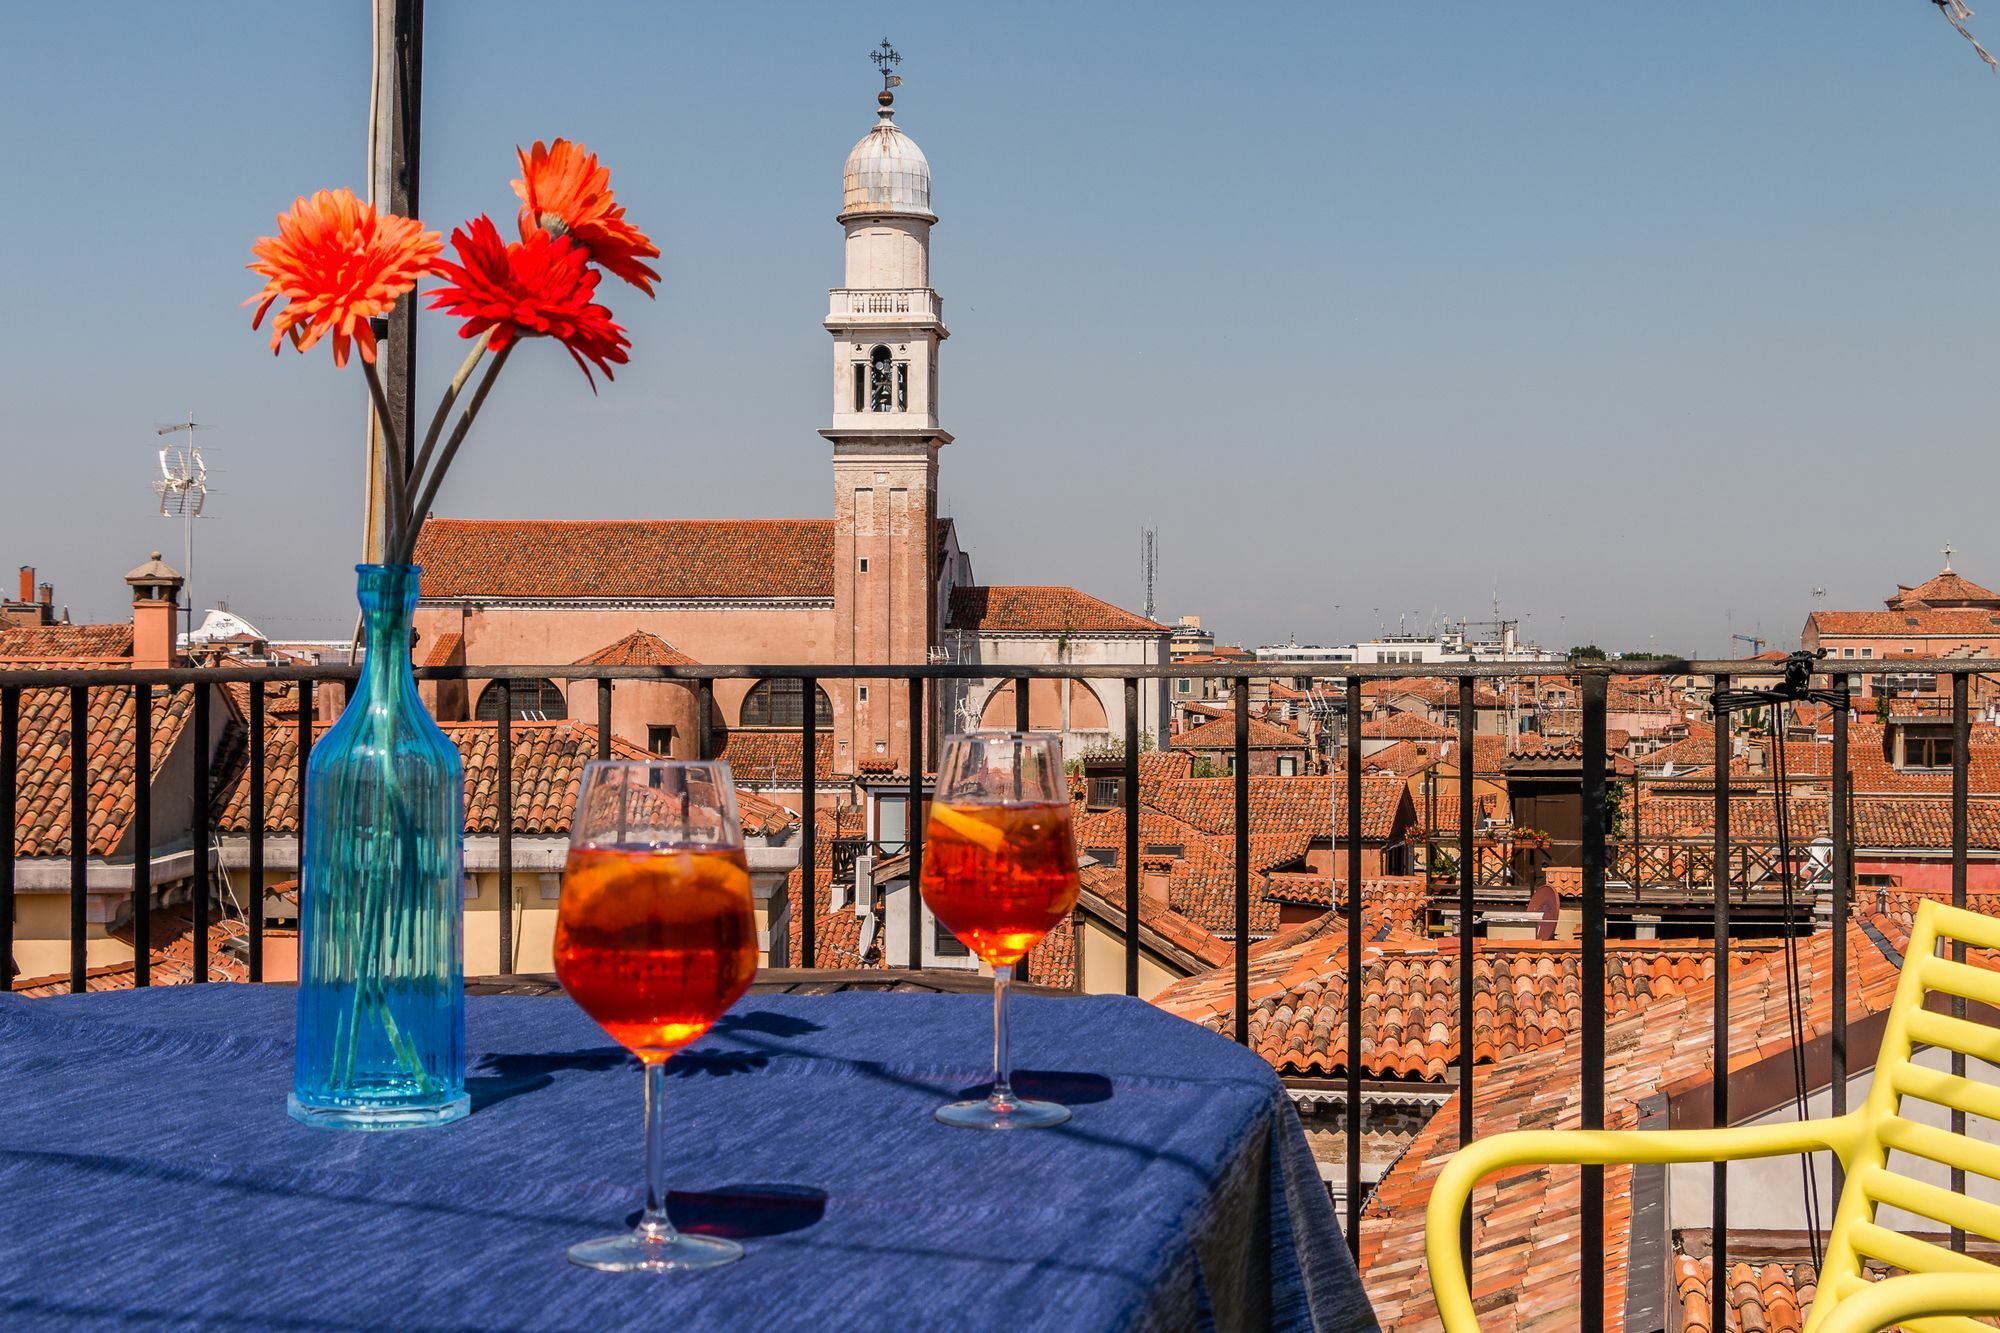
246;141;657;1129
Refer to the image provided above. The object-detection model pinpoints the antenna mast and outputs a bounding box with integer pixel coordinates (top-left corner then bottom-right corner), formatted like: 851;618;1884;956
1140;525;1158;622
154;413;211;645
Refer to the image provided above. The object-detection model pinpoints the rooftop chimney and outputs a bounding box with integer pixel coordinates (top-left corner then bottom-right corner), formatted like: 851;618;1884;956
5;565;54;627
125;551;184;670
16;567;30;602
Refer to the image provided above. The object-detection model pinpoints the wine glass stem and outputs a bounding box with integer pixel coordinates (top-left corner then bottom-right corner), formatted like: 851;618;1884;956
990;963;1014;1109
639;1058;678;1241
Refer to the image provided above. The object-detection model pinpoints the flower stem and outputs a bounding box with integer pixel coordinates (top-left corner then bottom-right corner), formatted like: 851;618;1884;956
395;343;513;565
405;333;491;501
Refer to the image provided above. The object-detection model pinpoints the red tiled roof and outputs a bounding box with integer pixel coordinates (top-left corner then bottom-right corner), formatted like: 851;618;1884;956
0;623;133;659
716;730;838;787
413;519;835;600
1635;792;2000;850
1142;774;1408;843
13;908;251;994
1808;607;2000;637
1887;567;2000;609
1355;917;1918;1327
569;629;699;669
1672;1254;1834;1333
212;718;790;840
12;682;198;857
945;585;1164;634
1171;713;1305;751
1074;862;1228;970
1156;916;1770;1080
1259;872;1429;931
1362;714;1457;741
421;631;463;667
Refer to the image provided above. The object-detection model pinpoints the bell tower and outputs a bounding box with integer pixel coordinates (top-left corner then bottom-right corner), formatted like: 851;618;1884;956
824;41;950;772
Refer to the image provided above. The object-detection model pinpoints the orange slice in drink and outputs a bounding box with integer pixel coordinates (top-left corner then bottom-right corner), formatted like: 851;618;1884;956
930;803;1008;854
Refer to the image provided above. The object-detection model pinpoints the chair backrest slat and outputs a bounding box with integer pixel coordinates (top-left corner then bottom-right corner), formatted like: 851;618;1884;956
1809;900;2000;1332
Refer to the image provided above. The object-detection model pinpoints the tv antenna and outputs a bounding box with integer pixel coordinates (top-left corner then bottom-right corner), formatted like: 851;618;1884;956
1140;525;1159;623
154;413;211;643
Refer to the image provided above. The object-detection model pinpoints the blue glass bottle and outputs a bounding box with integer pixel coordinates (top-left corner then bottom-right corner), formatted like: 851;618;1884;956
290;564;469;1129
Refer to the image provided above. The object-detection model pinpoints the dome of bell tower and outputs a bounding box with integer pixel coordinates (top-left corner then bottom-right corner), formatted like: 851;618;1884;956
841;97;934;221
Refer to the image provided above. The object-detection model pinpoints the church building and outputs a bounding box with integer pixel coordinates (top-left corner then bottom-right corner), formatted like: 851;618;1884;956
412;66;1170;801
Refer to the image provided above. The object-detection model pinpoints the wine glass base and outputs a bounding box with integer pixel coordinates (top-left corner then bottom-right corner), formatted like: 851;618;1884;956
566;1228;744;1273
935;1095;1071;1130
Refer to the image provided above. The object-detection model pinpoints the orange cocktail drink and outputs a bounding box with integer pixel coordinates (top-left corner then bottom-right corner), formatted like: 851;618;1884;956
920;801;1079;966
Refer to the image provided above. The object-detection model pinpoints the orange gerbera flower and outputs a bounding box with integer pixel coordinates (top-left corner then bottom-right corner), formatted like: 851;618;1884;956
429;215;631;386
245;188;442;367
512;139;661;296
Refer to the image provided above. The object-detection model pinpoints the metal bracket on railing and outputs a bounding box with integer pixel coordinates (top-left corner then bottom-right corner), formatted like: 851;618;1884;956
1711;649;1843;714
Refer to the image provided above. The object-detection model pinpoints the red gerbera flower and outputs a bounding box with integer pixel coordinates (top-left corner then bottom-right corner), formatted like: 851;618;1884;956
245;188;442;367
512;138;661;296
429;215;630;385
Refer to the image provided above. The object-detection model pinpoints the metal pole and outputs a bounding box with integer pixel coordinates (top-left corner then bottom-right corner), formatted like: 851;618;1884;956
1457;676;1476;1274
1711;673;1731;1281
1344;676;1363;1257
1951;670;1969;1252
1580;670;1608;1332
1123;677;1140;996
1233;678;1250;1044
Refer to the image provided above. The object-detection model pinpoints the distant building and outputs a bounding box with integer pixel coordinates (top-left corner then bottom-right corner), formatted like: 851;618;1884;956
1170;615;1216;660
1803;563;2000;698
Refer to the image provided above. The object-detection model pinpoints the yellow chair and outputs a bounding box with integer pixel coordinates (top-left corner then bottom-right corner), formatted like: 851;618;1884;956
1425;899;2000;1332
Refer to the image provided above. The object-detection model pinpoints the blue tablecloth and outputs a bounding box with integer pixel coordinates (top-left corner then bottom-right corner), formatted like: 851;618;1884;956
0;986;1375;1331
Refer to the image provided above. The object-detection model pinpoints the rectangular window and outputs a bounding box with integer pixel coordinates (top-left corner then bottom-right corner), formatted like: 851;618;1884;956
852;364;865;412
857;685;869;702
858;557;869;573
647;725;676;756
1902;729;1955;769
895;363;909;410
1861;648;1873;658
1086;776;1121;809
1088;847;1119;867
1843;648;1855;658
1277;756;1299;776
1144;843;1185;859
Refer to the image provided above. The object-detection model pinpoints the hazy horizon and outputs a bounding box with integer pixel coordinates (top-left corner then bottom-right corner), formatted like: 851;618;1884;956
5;3;1998;657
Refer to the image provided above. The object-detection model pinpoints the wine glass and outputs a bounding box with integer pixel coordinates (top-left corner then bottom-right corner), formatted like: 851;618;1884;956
555;760;759;1271
920;732;1081;1129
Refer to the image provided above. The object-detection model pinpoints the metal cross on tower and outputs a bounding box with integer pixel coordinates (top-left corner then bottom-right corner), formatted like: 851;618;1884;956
872;38;902;90
1944;541;1958;570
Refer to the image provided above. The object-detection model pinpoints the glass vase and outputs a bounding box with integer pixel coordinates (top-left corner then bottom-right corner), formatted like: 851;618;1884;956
290;563;469;1130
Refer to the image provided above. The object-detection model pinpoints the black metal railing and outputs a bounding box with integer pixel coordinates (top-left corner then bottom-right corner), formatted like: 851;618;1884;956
2;655;1992;1325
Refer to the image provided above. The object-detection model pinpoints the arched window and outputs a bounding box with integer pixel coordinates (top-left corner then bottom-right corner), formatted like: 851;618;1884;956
868;345;895;412
476;678;567;721
740;679;833;729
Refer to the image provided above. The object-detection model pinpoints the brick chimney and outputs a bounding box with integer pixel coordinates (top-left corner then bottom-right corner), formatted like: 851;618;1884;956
1141;856;1174;914
125;551;184;669
5;566;54;627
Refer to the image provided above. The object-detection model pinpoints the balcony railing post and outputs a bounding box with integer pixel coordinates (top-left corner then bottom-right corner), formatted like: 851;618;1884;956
132;683;150;989
1344;675;1363;1258
192;683;210;983
1233;678;1250;1045
248;681;265;982
907;674;924;972
1581;669;1609;1332
1457;675;1476;1273
69;685;88;993
0;686;14;991
1711;672;1731;1280
696;678;713;763
596;678;612;761
1014;673;1030;734
496;679;513;977
800;675;817;970
1951;669;1970;1252
1124;677;1140;997
1831;677;1850;1200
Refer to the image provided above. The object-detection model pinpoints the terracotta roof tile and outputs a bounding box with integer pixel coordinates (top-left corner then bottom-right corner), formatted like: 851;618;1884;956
1363;714;1458;741
1156;917;1770;1080
716;729;837;787
570;630;698;669
945;585;1164;634
11;681;197;857
0;624;133;660
1171;713;1306;751
420;631;463;668
413;518;835;600
1887;567;2000;608
1809;607;2000;636
1354;917;1919;1327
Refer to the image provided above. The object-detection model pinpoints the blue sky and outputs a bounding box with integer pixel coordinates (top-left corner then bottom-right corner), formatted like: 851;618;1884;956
3;2;1998;654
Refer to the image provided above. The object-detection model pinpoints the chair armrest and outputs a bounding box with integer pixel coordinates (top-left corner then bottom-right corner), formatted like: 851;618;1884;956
1425;1119;1858;1332
1813;1272;2000;1333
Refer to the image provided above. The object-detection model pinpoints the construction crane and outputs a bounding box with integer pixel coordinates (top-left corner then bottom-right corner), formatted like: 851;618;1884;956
1731;633;1767;656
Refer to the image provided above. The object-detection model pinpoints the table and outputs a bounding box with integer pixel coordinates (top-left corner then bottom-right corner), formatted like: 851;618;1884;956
0;986;1377;1331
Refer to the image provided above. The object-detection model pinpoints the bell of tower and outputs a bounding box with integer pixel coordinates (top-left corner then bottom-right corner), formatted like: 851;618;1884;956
823;57;950;773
